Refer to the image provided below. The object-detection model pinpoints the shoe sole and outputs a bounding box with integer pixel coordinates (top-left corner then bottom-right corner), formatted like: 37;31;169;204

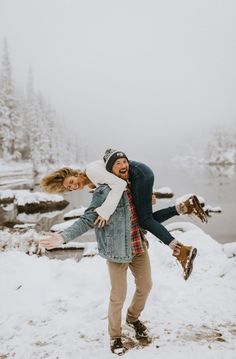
192;196;208;223
184;247;197;280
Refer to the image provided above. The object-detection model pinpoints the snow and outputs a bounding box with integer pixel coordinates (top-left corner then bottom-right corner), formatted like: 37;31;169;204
0;223;236;358
204;205;222;213
0;190;14;199
0;189;64;206
14;190;64;206
14;224;36;229
153;187;173;194
17;210;63;223
223;242;236;258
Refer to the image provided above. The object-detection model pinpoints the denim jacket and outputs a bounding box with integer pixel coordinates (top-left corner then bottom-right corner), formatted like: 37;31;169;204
61;185;133;263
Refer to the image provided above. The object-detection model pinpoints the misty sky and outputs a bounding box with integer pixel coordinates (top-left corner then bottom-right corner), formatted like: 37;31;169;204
0;0;236;164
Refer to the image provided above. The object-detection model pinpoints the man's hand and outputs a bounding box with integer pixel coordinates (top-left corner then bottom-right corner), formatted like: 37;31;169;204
94;215;107;228
152;194;157;205
40;233;64;250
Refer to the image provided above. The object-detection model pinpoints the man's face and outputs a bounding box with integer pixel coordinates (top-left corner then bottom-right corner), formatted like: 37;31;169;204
111;158;129;180
63;174;86;191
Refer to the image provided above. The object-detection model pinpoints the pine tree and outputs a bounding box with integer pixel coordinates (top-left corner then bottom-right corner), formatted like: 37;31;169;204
0;39;25;161
0;39;14;160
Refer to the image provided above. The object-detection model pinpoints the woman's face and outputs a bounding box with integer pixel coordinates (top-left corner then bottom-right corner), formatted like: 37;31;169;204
63;174;86;191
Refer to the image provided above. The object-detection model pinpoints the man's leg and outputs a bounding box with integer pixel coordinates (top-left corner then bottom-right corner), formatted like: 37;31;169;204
126;245;152;324
107;261;128;339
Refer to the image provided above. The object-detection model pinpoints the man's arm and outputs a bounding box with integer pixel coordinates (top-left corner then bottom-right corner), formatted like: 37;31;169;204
41;186;110;249
61;207;97;243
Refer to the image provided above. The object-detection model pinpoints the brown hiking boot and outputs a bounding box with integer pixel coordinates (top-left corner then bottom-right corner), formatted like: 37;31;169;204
110;337;125;355
177;195;208;223
126;319;151;340
172;244;197;280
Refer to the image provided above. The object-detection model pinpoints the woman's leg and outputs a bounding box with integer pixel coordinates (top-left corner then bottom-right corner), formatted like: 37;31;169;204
153;206;179;223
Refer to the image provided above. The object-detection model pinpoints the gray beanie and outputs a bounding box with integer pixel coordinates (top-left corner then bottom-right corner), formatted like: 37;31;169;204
103;148;129;172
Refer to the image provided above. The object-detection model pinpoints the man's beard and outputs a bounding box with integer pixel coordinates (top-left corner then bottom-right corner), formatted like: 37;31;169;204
118;168;129;180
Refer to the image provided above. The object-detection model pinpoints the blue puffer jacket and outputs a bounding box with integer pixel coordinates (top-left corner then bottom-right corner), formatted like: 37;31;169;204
61;184;133;263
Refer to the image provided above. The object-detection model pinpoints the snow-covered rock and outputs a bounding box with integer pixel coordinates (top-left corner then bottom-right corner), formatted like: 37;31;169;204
14;190;64;206
0;229;45;255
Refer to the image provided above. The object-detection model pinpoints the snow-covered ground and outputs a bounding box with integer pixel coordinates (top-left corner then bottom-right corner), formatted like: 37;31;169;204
0;223;236;359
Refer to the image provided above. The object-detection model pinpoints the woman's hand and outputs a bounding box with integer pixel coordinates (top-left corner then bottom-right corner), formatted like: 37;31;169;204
40;233;64;250
94;215;107;228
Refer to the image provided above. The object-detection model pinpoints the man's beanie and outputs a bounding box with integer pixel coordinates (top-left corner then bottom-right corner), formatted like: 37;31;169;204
103;148;129;172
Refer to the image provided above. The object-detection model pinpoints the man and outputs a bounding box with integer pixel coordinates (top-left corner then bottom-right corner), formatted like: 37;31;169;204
41;164;153;355
41;152;206;354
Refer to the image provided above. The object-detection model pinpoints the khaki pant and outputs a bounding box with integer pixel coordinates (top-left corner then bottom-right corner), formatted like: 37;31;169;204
107;244;152;338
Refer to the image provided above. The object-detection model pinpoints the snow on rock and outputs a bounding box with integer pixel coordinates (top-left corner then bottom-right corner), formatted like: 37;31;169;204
0;189;14;200
14;190;64;206
207;149;236;166
0;229;45;255
204;205;222;213
17;210;63;223
0;223;235;358
0;189;64;205
64;206;87;220
153;187;173;195
0;203;17;224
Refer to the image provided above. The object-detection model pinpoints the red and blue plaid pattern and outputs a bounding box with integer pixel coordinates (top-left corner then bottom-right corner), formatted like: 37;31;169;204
126;188;145;256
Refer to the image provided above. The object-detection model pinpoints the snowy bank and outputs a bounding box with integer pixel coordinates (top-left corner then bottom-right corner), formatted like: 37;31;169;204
0;223;236;358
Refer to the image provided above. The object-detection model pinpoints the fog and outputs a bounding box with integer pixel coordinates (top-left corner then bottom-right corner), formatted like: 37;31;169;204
0;0;236;164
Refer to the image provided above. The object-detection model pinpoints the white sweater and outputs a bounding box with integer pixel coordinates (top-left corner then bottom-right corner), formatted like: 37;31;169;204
85;160;127;220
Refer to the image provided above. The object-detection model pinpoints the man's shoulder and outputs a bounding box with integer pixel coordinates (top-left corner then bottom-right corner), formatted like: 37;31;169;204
93;184;110;195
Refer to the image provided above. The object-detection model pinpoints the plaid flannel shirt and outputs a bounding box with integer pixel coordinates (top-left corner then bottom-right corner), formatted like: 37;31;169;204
126;187;145;256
